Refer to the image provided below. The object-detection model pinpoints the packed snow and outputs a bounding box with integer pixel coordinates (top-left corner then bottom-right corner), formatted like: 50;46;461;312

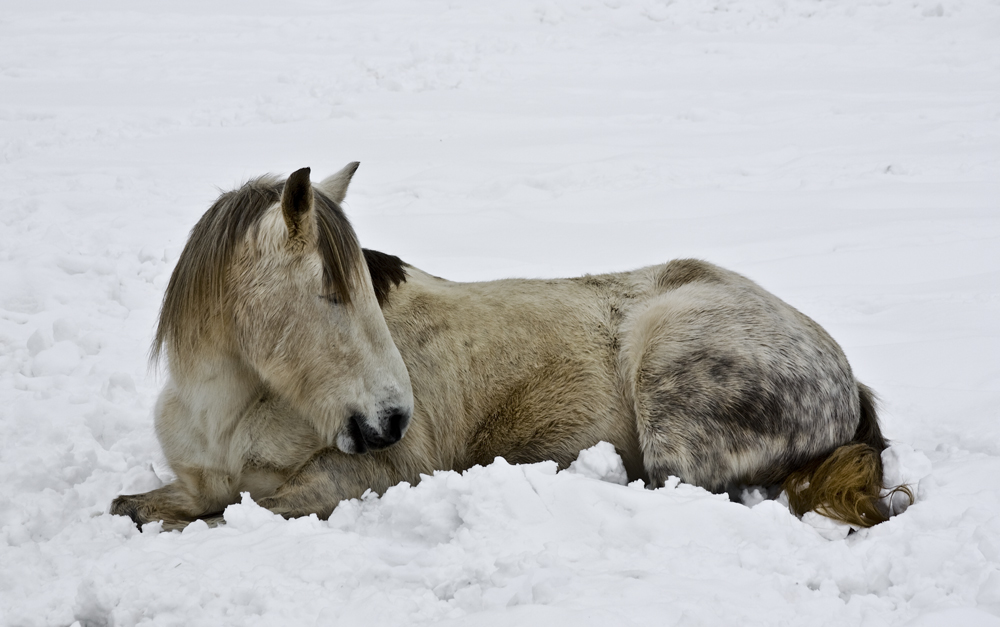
1;0;999;625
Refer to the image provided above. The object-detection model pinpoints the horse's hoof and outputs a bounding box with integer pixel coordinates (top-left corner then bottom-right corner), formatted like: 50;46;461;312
110;495;146;530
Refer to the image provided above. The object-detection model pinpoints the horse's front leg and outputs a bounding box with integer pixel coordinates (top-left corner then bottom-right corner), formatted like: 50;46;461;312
256;448;406;520
110;469;237;531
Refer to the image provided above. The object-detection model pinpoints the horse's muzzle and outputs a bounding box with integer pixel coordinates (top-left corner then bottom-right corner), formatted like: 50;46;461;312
345;408;410;453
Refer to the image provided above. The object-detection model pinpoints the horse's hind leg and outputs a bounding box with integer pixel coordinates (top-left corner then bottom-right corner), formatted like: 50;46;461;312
622;289;856;492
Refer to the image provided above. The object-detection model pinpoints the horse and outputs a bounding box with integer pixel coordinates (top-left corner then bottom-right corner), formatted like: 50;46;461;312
111;164;909;531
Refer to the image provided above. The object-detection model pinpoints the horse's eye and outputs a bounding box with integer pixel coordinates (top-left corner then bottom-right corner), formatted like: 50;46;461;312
321;294;342;306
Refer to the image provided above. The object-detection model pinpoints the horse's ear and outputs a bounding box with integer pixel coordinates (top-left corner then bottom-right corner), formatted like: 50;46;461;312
317;162;360;204
282;167;314;241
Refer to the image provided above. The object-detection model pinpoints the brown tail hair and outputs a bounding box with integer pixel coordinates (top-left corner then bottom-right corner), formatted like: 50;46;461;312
783;383;913;527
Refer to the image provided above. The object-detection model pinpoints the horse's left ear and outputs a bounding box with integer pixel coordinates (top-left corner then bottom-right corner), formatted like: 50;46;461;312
317;162;360;204
282;167;314;241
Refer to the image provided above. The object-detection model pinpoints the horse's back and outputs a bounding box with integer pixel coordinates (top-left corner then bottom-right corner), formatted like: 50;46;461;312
620;259;860;490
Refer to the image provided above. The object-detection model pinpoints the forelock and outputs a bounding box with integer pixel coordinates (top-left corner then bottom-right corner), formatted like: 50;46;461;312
152;174;363;364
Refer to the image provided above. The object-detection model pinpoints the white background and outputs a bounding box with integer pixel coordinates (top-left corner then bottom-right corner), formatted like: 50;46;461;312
1;1;998;625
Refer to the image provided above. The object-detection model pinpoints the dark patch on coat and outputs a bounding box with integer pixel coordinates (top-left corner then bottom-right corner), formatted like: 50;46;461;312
655;259;728;292
633;295;859;490
571;273;635;297
363;249;408;308
641;344;855;488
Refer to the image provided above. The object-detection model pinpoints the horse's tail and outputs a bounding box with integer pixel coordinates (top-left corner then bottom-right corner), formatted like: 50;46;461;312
783;383;913;528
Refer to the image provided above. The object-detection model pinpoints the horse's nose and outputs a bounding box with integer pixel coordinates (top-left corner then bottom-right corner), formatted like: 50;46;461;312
347;407;411;453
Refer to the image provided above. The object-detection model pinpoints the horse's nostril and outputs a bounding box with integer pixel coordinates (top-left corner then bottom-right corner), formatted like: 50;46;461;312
385;407;410;443
347;413;368;454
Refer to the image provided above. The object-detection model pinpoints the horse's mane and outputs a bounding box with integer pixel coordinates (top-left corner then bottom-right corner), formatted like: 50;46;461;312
152;175;364;364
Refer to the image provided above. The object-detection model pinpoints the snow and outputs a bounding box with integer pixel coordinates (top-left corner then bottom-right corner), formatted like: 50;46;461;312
1;0;998;625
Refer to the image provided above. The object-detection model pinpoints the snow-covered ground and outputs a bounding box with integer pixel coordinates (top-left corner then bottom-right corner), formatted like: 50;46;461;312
2;0;999;625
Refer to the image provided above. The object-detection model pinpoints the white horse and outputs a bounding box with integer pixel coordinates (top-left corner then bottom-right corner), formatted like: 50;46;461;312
112;164;908;530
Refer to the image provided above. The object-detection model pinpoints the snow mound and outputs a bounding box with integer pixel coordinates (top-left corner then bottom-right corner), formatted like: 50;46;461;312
562;441;629;485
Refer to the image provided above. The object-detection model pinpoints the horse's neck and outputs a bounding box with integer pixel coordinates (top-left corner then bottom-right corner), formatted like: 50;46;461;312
163;350;263;466
382;269;581;450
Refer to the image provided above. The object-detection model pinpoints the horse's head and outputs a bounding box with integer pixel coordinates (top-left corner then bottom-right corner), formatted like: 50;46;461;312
157;164;413;454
